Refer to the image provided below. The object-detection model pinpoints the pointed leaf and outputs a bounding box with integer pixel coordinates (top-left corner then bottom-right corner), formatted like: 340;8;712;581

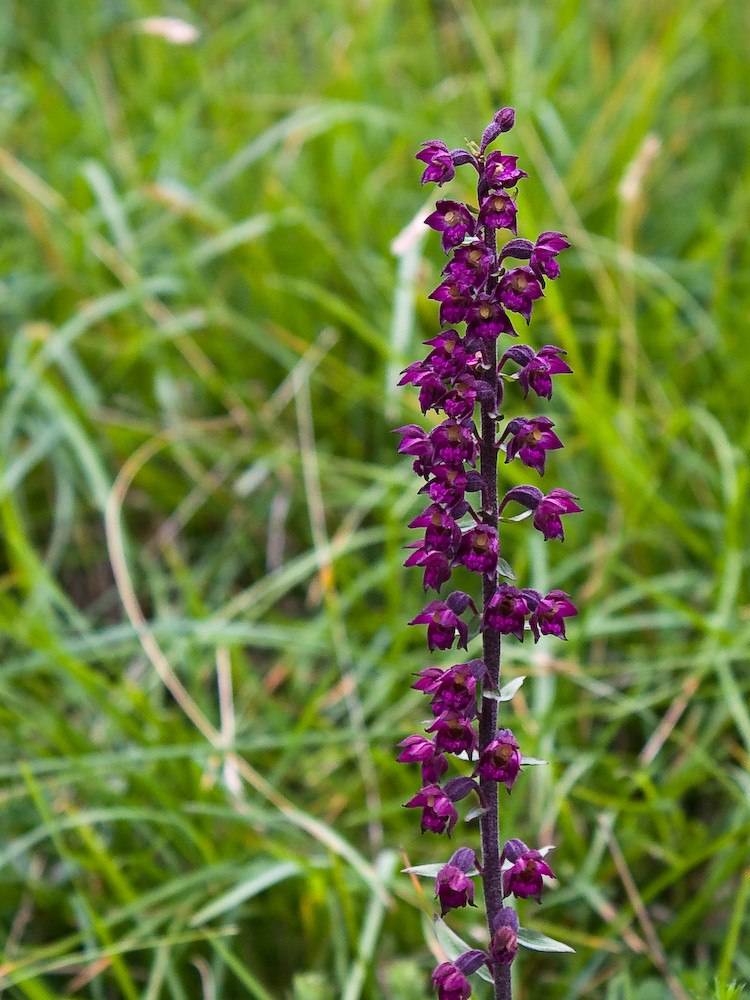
497;558;516;580
401;863;445;878
484;676;525;702
464;804;488;822
517;927;575;953
520;755;548;766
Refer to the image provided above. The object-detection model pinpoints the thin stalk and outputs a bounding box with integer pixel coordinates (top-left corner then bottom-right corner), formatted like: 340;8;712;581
477;221;512;1000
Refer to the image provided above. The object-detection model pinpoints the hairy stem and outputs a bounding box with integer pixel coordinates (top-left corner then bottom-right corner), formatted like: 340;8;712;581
478;220;512;1000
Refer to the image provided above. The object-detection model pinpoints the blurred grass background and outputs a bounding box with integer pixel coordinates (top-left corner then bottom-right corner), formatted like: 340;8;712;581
1;0;749;998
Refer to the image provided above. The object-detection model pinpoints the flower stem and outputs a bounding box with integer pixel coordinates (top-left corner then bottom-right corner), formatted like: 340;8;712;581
478;221;512;1000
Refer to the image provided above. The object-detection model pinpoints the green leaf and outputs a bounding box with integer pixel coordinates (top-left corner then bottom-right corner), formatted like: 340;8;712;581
484;676;526;701
497;558;516;580
464;804;489;822
517;927;575;953
520;755;548;766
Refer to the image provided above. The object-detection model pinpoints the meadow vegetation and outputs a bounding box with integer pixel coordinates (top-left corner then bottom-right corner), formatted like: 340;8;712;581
1;1;749;998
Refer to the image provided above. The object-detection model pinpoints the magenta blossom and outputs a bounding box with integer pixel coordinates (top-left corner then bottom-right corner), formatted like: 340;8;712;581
405;784;459;835
529;589;578;640
501;842;556;903
416;141;456;186
474;729;522;790
498;266;544;323
435;863;476;916
432;963;471;1000
425;200;478;252
501;415;564;476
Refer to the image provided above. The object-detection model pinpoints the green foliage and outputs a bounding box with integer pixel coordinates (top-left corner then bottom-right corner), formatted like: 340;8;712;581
0;0;749;997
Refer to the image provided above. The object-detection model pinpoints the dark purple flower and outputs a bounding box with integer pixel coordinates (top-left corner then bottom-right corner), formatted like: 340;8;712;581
498;266;544;323
500;343;572;399
533;488;582;541
429;420;478;467
396;734;448;783
412;372;448;414
499;486;581;541
502;847;556;903
409;504;462;553
501;415;564;476
530;231;570;280
474;729;522;789
443;243;494;293
425;200;478;253
408;599;472;651
455;526;498;575
416;141;456;186
423;329;471;379
489;908;519;966
394;424;431;459
482;584;530;641
405;784;459;835
421;465;468;506
432;963;471;1000
404;543;453;592
483;150;528;190
428;715;478;756
466;291;516;343
478;192;517;232
529;589;577;640
435;864;476;916
429;282;474;326
415;662;480;717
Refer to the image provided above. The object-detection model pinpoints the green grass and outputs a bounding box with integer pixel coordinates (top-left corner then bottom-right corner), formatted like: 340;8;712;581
1;0;749;997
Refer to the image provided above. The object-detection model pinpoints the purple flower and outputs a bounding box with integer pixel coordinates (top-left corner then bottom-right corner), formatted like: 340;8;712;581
421;465;469;507
396;734;448;783
428;715;478;756
466;291;516;342
489;908;519;967
499;485;582;541
429;282;474;326
432;963;471;1000
474;729;522;789
409;504;462;553
482;584;530;641
408;596;475;651
404;543;453;592
478;192;517;232
414;372;449;415
416;141;456;186
533;488;582;541
530;231;570;280
529;589;577;640
435;863;476;916
500;344;571;399
442;243;494;293
483;150;528;190
415;662;480;717
405;784;459;835
501;415;564;476
455;526;498;575
502;846;556;903
425;200;478;252
498;266;544;323
423;329;472;379
429;420;478;467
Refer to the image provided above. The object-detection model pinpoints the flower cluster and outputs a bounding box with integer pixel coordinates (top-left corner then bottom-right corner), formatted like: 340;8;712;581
397;109;580;1000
